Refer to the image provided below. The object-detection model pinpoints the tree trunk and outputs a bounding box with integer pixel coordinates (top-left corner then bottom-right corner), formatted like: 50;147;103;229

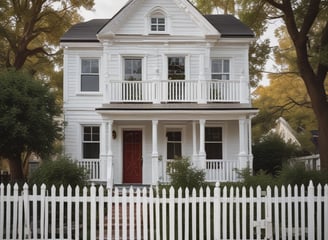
8;156;25;183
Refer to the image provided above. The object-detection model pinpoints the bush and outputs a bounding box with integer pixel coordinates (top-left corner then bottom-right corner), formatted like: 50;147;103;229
253;133;301;175
232;164;328;189
28;156;88;189
166;157;206;192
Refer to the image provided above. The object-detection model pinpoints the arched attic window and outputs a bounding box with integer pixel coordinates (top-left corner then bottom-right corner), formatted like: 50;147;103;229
147;7;168;34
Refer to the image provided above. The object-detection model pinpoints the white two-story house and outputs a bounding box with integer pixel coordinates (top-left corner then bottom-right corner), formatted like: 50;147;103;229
60;0;257;187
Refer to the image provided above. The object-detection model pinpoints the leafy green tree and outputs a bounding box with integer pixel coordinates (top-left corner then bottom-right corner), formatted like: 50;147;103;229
0;0;94;71
0;70;61;182
192;0;271;87
0;0;94;104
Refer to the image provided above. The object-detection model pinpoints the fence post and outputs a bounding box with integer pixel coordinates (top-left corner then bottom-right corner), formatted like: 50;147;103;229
307;181;315;240
90;184;96;240
23;183;31;239
214;182;220;240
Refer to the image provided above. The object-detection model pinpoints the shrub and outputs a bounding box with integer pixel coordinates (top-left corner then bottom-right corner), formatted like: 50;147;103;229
253;133;301;175
28;156;88;189
166;157;206;192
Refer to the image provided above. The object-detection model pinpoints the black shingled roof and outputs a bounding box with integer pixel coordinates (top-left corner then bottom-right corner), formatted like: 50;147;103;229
204;15;254;38
60;15;254;42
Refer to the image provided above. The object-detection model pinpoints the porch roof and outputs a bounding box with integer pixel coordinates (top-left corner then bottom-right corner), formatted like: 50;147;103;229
96;104;258;120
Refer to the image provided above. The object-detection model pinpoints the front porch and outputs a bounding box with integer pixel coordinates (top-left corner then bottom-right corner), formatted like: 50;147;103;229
77;115;255;187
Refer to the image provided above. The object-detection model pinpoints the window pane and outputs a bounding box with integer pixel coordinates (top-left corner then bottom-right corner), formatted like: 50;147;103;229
205;127;222;141
81;75;99;91
158;18;165;24
90;59;99;73
167;131;181;141
167;143;181;159
83;143;100;159
81;59;90;73
223;60;230;72
212;60;219;72
151;18;157;24
158;25;165;31
205;143;222;159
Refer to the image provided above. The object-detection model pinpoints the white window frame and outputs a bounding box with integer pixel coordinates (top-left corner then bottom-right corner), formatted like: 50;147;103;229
146;7;169;35
204;125;225;160
211;58;230;80
82;125;100;160
151;15;166;32
79;58;101;93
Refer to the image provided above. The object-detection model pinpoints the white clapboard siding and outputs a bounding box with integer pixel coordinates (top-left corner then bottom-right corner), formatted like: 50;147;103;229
1;181;327;240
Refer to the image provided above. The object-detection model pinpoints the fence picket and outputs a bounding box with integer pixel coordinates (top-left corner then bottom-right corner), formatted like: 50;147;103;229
307;181;315;240
287;185;293;239
0;182;327;240
293;185;299;240
6;184;11;240
300;184;305;240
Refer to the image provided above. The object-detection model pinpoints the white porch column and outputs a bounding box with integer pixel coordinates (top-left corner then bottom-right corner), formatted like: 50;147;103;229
106;120;114;189
198;119;206;169
192;121;198;164
99;122;107;182
152;120;159;185
239;118;249;170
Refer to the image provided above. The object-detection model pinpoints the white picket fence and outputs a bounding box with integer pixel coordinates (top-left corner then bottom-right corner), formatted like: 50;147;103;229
1;182;328;240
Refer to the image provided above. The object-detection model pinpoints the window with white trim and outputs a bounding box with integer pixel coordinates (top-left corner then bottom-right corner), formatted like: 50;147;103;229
81;59;99;91
82;126;100;159
211;59;230;80
205;127;223;160
151;16;166;32
166;130;182;160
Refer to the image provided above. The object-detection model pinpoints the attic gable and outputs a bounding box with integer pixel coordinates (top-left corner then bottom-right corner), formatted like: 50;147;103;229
97;0;220;40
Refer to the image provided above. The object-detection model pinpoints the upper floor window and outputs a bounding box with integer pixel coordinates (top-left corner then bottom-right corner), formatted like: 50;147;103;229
124;58;142;81
82;126;100;159
151;16;166;32
168;57;185;80
211;59;230;80
205;127;223;160
81;59;99;91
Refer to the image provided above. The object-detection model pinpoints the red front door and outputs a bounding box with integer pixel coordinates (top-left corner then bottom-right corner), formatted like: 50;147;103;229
123;130;142;184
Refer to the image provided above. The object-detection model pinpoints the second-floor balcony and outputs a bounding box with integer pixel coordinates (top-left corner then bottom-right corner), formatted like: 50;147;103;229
105;79;249;104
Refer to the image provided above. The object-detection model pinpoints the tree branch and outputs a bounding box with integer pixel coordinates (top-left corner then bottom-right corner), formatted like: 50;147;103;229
300;0;321;37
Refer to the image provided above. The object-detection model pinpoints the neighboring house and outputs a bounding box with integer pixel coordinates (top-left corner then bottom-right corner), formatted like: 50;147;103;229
60;0;257;187
272;117;301;146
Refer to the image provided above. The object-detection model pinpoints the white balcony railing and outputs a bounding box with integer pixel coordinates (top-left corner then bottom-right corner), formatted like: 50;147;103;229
106;79;248;103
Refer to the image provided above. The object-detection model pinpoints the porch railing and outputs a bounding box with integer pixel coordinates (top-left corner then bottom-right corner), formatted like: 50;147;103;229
160;159;239;183
106;80;245;103
205;159;239;182
77;159;100;181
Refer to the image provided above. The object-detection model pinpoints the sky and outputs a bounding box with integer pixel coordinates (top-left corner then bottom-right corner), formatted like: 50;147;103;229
79;0;129;21
79;0;279;86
